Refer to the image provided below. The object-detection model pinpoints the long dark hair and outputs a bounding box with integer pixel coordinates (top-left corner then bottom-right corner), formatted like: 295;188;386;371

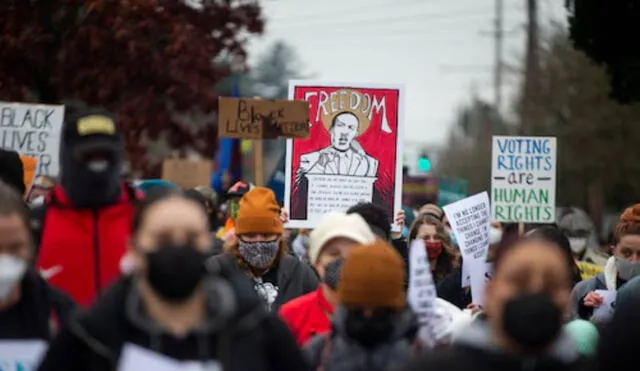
408;214;455;282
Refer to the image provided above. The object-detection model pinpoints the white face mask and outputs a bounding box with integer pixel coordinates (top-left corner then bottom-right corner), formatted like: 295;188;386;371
87;160;109;173
569;237;588;254
0;255;27;301
489;227;503;245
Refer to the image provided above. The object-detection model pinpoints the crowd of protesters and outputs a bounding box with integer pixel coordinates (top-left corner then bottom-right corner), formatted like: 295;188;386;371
0;109;638;371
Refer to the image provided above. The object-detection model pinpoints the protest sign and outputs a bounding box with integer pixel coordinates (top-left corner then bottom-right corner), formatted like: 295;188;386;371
0;340;47;371
161;159;213;190
118;343;221;371
0;102;64;176
407;239;437;347
443;192;491;306
285;81;405;229
19;154;38;197
491;136;557;223
218;97;309;140
592;289;616;323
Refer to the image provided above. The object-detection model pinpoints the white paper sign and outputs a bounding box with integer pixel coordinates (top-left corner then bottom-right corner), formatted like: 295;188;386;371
0;102;64;176
118;343;222;371
491;136;557;223
407;239;437;347
0;340;47;371
592;289;616;322
443;192;491;306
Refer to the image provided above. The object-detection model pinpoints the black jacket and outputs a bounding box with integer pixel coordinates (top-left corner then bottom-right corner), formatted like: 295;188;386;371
0;270;76;340
402;321;591;371
37;275;308;371
208;252;318;312
437;267;472;309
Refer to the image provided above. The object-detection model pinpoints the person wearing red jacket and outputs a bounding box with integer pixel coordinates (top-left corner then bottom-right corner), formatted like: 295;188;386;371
34;109;140;307
278;212;375;345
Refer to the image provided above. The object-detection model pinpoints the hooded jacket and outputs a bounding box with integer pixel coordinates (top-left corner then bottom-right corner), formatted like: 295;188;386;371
208;252;318;312
34;183;140;307
0;270;76;340
37;274;308;371
303;307;419;371
402;320;589;371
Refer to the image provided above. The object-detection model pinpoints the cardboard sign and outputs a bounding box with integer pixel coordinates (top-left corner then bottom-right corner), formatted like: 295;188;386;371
0;101;64;176
161;159;212;190
491;136;557;223
19;154;38;197
218;97;310;140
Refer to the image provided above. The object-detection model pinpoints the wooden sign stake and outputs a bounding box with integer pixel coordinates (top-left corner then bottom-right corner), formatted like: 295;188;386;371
254;139;264;186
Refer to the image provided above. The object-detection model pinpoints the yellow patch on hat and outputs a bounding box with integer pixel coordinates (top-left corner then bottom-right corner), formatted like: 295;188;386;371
77;115;115;136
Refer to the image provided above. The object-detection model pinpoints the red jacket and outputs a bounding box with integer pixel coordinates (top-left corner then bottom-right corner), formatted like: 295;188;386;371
35;184;139;307
278;287;334;346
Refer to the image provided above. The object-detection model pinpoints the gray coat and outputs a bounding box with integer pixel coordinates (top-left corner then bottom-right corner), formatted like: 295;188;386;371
303;307;419;371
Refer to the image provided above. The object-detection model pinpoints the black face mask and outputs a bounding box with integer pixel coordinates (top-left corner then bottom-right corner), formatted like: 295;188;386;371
502;292;563;350
145;244;208;302
61;147;123;208
345;309;395;348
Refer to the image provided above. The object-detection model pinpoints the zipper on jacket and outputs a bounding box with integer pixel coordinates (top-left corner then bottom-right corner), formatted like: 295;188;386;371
92;209;102;296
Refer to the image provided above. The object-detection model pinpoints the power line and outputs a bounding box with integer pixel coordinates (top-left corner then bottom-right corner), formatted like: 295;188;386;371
266;10;523;37
268;6;500;29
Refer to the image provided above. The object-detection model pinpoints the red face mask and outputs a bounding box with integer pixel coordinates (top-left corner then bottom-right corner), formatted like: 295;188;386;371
424;240;443;260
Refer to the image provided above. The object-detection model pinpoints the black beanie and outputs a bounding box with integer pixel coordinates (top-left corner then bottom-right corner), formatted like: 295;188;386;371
0;149;26;196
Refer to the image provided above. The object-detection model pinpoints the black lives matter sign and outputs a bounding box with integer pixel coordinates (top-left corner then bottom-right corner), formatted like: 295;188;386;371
0;102;64;176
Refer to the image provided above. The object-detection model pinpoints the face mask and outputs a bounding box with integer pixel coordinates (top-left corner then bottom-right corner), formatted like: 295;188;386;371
87;159;109;173
345;310;395;348
425;240;443;260
502;292;563;350
238;240;280;269
568;238;587;254
616;257;640;281
489;227;503;245
0;255;27;301
145;244;207;302
323;258;344;290
448;230;459;249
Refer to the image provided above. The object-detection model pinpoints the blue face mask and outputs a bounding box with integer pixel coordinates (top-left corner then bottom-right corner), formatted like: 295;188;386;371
449;230;459;249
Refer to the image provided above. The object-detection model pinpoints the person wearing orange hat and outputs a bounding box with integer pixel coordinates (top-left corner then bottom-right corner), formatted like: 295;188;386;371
208;187;318;312
303;239;420;370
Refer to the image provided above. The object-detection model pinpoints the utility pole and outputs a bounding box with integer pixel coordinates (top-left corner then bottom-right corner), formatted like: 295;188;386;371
494;0;504;114
523;0;539;135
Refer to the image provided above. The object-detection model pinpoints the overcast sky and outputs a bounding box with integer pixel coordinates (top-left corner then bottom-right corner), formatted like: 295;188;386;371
248;0;567;147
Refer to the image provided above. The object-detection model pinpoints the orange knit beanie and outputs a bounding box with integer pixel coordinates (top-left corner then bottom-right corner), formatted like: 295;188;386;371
235;187;283;235
338;239;406;309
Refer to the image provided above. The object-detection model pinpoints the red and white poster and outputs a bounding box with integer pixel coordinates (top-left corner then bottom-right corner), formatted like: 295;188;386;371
284;81;405;229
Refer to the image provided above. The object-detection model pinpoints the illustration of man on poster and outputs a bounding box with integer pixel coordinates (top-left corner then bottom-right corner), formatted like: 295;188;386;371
297;111;378;178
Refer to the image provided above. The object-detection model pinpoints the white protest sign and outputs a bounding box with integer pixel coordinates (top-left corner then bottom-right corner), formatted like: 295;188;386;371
491;136;556;223
0;340;47;371
592;289;616;322
443;192;491;306
118;343;222;371
0;102;64;176
407;239;437;347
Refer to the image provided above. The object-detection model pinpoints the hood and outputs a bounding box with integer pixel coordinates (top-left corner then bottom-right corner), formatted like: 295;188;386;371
454;319;580;364
332;305;418;342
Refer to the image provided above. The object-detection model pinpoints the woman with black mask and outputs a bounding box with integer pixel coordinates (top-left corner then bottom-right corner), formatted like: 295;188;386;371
38;191;307;371
403;236;589;371
304;239;419;371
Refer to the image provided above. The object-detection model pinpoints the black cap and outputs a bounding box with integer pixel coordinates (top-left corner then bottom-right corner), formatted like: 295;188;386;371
62;109;121;156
